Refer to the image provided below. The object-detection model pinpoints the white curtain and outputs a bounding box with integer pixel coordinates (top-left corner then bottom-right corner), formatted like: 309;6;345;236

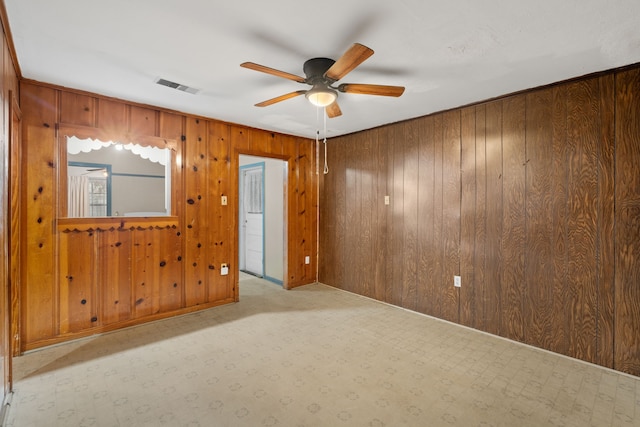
68;176;89;217
244;170;263;214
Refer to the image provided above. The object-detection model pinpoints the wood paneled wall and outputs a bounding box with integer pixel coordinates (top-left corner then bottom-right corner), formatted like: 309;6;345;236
319;65;640;376
0;5;20;405
17;81;317;352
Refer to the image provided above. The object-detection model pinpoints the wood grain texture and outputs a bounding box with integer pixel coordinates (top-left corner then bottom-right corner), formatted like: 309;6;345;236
391;123;405;307
318;137;333;286
402;120;419;311
441;111;461;323
483;101;503;336
550;84;570;357
344;131;358;294
473;105;487;331
9;92;22;357
98;230;132;325
129;105;158;136
566;78;599;364
21;83;58;344
207;122;233;302
301;135;317;286
614;68;640;375
379;125;394;304
59;231;96;334
316;63;640;376
372;130;386;302
359;131;374;298
18;82;318;351
460;106;478;328
500;96;526;342
97;99;128;135
595;75;615;369
524;89;555;350
416;116;436;316
331;134;346;292
184;117;208;306
59;92;95;127
429;116;444;318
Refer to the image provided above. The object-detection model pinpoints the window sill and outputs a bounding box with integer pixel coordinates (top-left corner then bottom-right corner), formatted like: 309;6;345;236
57;216;179;232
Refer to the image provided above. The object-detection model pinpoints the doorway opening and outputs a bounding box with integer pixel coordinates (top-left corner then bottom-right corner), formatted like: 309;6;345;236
238;155;286;286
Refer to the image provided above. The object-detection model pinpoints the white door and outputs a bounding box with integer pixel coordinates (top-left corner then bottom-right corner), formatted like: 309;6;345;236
240;166;264;276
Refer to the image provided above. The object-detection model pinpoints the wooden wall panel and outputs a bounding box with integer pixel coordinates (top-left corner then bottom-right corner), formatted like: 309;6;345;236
318;64;640;375
97;99;128;134
332;133;346;292
402;121;419;311
344;130;358;294
460;106;478;328
129;106;158;136
473;105;487;331
131;228;161;318
360;130;375;299
9;91;22;357
500;96;526;342
318;138;333;287
390;124;405;307
416;116;436;315
566;78;600;363
550;84;570;357
59;92;95;127
184;117;208;306
156;228;183;312
18;81;317;352
300;135;317;286
59;231;96;334
21;84;58;344
283;137;300;287
207;122;233;302
483;101;503;336
441;111;461;323
524;88;555;349
615;68;640;375
432;116;445;318
99;230;132;325
595;75;615;369
372;129;387;302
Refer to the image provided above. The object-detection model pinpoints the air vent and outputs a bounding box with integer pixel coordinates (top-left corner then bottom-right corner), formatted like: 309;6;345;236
155;78;199;94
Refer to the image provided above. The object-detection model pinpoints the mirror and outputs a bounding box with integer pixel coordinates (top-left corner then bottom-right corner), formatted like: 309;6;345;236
66;136;172;217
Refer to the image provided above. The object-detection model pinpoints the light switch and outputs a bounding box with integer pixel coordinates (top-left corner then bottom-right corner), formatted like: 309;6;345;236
221;195;227;206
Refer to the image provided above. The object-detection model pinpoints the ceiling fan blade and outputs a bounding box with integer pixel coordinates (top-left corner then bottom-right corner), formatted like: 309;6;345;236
240;62;306;83
338;83;405;97
326;101;342;118
324;43;374;81
255;90;307;107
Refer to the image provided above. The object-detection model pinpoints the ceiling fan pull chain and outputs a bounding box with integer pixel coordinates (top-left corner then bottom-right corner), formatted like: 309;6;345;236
323;109;329;175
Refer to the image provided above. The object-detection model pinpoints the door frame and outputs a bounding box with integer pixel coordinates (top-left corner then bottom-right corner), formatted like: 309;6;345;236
235;152;288;291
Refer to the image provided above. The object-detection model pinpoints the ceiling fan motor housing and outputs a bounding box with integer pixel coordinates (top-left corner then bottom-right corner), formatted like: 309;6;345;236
303;58;336;84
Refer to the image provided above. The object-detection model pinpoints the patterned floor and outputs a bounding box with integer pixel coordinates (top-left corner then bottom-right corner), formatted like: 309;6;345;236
5;275;640;426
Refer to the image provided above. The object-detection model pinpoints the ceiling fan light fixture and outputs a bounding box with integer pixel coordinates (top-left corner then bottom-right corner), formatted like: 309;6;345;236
306;86;337;107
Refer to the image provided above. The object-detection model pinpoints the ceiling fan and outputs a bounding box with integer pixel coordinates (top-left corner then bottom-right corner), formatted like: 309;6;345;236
240;43;405;118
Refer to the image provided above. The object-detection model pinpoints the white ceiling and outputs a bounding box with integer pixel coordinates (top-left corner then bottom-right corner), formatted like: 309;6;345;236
5;0;640;139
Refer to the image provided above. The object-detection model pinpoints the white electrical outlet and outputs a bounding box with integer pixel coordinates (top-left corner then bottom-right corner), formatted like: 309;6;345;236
221;263;229;275
384;195;390;205
454;275;461;288
305;256;310;265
